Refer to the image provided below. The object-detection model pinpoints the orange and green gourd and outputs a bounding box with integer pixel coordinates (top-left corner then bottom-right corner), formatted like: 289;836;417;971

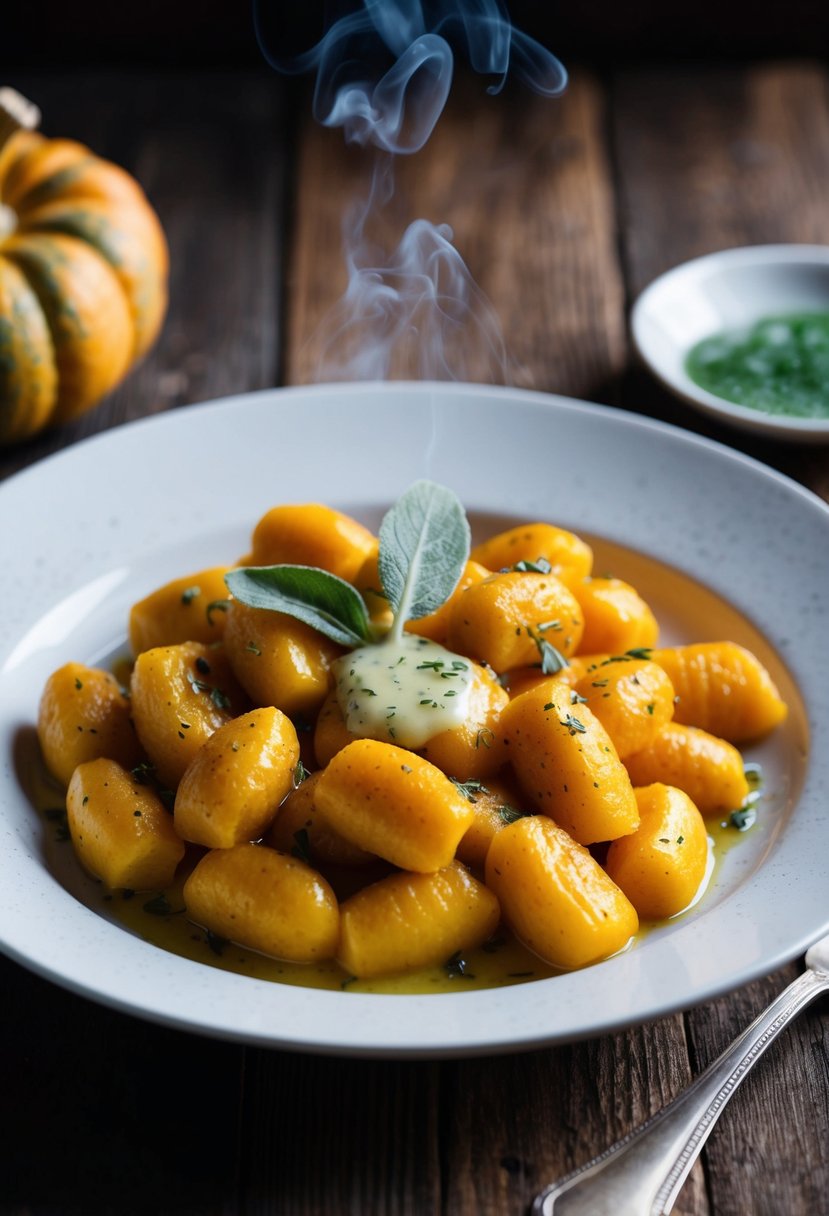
0;87;168;444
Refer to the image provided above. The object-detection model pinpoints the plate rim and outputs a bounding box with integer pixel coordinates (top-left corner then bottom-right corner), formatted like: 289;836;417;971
2;380;828;1058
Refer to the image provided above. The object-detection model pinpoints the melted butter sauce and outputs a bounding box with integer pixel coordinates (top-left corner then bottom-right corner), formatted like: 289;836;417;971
335;634;474;748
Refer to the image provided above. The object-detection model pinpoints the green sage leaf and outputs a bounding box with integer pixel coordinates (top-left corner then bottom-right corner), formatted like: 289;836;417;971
225;565;373;647
378;480;470;630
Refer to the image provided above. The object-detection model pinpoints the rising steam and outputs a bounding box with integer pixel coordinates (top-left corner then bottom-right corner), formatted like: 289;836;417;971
256;2;566;382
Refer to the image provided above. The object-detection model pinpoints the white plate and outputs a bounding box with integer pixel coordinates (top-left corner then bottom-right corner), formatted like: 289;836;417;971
631;244;829;441
1;382;827;1057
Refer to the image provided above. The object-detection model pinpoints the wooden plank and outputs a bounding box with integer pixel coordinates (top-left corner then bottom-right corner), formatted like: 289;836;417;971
286;71;627;400
237;1054;442;1216
0;70;287;481
612;61;829;494
0;954;243;1215
443;1024;708;1216
612;61;829;1216
613;62;829;296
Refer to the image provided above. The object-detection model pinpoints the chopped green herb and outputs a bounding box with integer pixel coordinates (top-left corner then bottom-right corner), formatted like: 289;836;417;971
189;675;231;710
181;586;201;605
601;648;653;664
444;951;475;979
206;929;228;956
513;557;552;574
143;894;183;916
498;803;528;825
291;828;312;864
529;628;569;675
729;806;757;832
206;599;231;625
451;778;489;803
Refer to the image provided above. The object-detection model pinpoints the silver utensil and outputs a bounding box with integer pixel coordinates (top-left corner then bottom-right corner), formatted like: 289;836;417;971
532;932;829;1216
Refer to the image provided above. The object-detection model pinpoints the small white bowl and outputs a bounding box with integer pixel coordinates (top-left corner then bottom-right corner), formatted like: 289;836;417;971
631;244;829;441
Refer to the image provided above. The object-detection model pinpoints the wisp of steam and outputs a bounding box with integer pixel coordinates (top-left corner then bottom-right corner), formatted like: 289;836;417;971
256;1;566;382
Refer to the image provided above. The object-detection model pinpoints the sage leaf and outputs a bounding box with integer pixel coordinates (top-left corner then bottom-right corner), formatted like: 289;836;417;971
378;480;470;633
224;565;373;647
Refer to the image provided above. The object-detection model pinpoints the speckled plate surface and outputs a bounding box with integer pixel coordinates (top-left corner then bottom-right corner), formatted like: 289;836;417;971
1;383;827;1057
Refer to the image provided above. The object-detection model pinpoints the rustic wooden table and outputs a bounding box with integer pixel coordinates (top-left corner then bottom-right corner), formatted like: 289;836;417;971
1;61;828;1216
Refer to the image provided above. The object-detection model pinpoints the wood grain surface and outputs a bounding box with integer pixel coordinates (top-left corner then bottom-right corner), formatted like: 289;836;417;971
1;62;828;1216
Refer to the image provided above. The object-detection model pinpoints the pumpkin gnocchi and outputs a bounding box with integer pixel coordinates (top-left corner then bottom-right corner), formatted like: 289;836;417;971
36;493;789;988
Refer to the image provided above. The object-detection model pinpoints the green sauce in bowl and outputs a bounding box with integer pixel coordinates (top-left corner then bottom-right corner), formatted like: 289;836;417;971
686;311;829;418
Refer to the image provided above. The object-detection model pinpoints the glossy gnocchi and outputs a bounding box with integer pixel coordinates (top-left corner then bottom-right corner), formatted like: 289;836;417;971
36;497;789;988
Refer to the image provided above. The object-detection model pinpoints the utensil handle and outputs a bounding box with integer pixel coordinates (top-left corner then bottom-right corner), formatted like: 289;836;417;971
533;968;829;1216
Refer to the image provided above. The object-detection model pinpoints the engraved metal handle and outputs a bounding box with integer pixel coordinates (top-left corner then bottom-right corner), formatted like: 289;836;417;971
532;962;829;1216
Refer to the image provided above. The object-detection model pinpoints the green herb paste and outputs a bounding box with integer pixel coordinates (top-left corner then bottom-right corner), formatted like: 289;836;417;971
686;311;829;418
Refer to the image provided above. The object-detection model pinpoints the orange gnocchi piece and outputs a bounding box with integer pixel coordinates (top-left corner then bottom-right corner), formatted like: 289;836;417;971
265;770;376;867
247;503;375;583
501;683;639;845
128;566;231;655
485;815;638;969
314;739;474;872
572;577;658;655
224;599;342;719
652;642;787;742
183;843;339;963
406;560;491;644
418;662;510;780
605;783;709;918
454;775;532;871
130;642;248;788
38;661;143;786
470;522;592;589
173;707;299;848
572;657;675;759
338;861;500;979
447;570;584;672
66;758;185;890
624;722;749;814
